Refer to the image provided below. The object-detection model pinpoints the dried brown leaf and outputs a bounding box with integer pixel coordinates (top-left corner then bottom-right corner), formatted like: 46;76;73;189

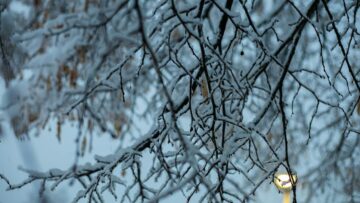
267;132;273;142
114;120;122;137
69;69;78;87
81;136;87;156
77;46;87;63
34;0;41;7
56;120;61;142
88;120;93;134
201;78;208;98
84;0;89;11
56;68;62;92
46;75;51;92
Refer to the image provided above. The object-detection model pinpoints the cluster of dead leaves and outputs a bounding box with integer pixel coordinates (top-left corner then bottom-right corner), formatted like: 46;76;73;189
54;65;79;91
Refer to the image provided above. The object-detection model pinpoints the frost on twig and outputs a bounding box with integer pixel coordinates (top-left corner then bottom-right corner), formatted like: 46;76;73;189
2;0;360;202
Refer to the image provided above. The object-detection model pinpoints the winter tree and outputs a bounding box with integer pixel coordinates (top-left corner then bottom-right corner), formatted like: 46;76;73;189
0;0;359;202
